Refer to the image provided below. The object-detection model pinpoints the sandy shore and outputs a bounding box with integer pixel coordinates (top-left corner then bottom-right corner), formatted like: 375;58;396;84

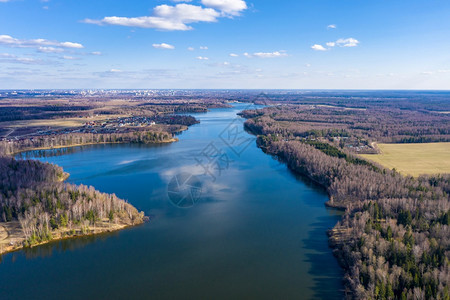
0;220;138;256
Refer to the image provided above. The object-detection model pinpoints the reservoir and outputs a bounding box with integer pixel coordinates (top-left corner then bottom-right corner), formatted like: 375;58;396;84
1;104;343;299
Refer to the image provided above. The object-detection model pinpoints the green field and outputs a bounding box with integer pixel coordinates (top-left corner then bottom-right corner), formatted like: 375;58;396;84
360;143;450;177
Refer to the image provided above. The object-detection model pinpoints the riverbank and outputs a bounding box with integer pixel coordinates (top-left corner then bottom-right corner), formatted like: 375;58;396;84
255;137;346;210
0;124;191;257
0;219;143;256
0;154;147;258
0;103;347;299
11;137;179;156
243;106;450;299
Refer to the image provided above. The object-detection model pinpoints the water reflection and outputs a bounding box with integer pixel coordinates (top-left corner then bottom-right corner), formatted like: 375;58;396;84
1;104;344;299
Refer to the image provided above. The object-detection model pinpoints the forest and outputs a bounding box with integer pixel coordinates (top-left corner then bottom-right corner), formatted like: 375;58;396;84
242;104;450;150
0;129;175;156
244;105;450;300
0;156;145;251
0;94;215;253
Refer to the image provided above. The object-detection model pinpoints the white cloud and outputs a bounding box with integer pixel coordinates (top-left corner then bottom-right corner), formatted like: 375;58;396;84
196;56;209;60
38;46;64;53
229;53;238;57
312;38;359;51
83;4;220;31
62;55;80;60
0;34;84;49
244;50;288;58
187;47;195;51
336;38;359;47
201;0;247;16
109;69;122;73
0;53;43;64
199;46;208;50
91;51;102;55
421;69;450;75
327;24;337;29
152;43;175;49
311;44;327;51
60;42;84;48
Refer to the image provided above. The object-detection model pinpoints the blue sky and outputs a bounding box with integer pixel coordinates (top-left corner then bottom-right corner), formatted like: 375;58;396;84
1;0;450;89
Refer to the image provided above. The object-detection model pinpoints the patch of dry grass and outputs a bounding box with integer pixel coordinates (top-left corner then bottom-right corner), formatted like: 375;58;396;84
360;142;450;177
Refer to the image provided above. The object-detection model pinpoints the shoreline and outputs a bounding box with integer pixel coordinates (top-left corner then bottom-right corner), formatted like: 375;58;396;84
1;137;180;257
0;123;194;256
11;138;179;156
0;220;143;256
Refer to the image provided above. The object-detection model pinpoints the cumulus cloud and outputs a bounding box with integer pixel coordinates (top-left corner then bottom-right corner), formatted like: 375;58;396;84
62;55;80;60
201;0;247;16
0;53;44;64
38;46;64;53
327;24;337;29
187;47;195;51
311;44;327;51
152;43;175;49
196;56;209;60
244;50;288;58
83;1;247;31
199;46;208;50
229;53;238;57
83;4;221;31
336;38;359;47
0;35;84;49
312;38;359;51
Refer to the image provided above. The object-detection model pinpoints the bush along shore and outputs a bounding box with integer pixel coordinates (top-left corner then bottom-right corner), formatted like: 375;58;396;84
244;108;449;300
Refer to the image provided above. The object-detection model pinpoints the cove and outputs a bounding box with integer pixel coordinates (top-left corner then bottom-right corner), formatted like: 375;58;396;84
1;103;344;299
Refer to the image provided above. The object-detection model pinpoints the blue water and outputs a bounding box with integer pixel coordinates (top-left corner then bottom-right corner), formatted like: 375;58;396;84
1;103;344;299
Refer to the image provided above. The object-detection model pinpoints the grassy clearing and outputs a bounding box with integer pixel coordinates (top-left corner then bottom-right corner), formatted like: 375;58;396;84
360;142;450;177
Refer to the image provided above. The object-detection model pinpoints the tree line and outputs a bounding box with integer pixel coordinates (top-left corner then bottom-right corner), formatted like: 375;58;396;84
0;130;174;156
246;107;449;299
0;156;144;248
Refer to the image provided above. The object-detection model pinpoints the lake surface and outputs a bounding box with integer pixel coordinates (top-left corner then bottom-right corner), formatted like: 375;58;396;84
1;104;343;299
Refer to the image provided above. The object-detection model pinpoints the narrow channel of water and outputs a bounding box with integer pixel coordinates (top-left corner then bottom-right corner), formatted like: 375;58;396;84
1;104;343;299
